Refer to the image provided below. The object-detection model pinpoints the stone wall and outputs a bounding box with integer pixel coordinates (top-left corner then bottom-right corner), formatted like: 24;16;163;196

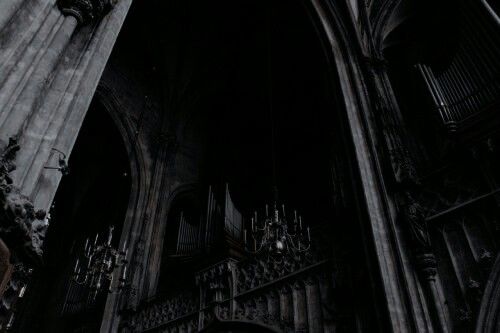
0;0;133;329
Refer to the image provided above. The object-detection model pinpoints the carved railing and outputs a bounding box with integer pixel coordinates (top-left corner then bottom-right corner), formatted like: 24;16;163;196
122;253;338;332
125;290;199;332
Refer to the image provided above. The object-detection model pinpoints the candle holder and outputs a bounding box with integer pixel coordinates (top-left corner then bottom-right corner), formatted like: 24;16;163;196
244;201;311;259
72;225;128;301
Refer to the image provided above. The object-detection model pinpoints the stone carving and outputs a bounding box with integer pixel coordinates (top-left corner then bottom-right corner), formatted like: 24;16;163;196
401;190;431;251
124;254;333;332
478;248;493;272
364;54;419;186
0;138;49;333
196;260;234;303
400;189;438;281
0;138;46;262
57;0;118;26
236;252;319;294
127;290;198;332
0;263;32;330
467;278;482;304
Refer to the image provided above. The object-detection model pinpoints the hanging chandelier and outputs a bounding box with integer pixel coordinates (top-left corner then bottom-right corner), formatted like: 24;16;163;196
72;225;128;300
244;200;311;256
242;6;312;257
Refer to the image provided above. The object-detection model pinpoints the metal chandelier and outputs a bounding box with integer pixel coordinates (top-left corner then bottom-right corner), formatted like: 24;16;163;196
243;7;311;257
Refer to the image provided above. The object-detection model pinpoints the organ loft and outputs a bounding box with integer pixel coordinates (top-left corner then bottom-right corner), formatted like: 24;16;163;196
0;0;500;332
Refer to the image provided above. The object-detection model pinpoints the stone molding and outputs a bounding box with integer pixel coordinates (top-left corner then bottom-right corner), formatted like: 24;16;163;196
58;0;118;26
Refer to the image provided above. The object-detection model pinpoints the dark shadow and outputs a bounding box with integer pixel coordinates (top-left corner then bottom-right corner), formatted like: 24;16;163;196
200;319;280;333
15;100;131;333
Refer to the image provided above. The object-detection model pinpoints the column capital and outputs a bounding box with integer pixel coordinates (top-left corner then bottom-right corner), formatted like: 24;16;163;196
57;0;118;26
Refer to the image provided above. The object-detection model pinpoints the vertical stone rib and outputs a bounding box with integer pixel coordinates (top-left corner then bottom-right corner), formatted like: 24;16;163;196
319;275;335;333
0;0;54;78
14;21;98;195
279;286;293;328
267;291;279;323
0;15;77;139
305;277;324;333
0;0;24;33
0;7;61;130
292;281;308;332
27;0;131;211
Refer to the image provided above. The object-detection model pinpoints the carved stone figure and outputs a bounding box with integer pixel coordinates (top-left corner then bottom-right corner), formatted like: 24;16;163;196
0;138;46;261
401;190;431;252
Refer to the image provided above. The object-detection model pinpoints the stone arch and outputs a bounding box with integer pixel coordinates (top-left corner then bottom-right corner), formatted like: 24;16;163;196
15;82;138;332
156;182;199;291
92;83;153;331
97;0;423;331
94;83;151;247
304;0;431;331
368;0;420;56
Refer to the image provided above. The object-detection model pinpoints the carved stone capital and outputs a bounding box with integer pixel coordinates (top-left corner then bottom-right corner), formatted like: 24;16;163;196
57;0;118;26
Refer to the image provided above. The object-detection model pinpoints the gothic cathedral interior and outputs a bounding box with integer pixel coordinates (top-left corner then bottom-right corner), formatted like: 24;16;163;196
0;0;500;332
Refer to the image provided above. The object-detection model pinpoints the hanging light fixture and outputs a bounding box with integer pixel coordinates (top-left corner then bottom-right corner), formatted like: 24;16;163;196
72;225;129;300
244;199;311;256
243;5;311;258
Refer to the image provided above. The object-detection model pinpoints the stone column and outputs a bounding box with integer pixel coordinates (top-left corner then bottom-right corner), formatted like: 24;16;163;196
0;0;24;31
400;189;451;332
279;286;293;330
292;281;308;333
0;0;122;204
0;0;115;142
0;15;78;138
0;0;133;330
318;273;336;332
305;276;324;333
267;291;280;323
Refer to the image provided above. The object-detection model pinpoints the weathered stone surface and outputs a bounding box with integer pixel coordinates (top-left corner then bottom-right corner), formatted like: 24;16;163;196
0;137;46;262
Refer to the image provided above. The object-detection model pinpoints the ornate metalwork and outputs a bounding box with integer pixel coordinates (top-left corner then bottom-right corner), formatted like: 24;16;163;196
244;201;311;258
72;225;128;300
43;148;69;176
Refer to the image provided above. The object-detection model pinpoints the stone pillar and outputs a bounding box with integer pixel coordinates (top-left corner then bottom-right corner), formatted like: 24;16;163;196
292;281;308;333
0;0;131;210
318;273;336;332
0;0;24;32
0;0;116;142
0;0;133;330
305;276;324;333
401;189;451;332
279;286;293;329
267;291;279;323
